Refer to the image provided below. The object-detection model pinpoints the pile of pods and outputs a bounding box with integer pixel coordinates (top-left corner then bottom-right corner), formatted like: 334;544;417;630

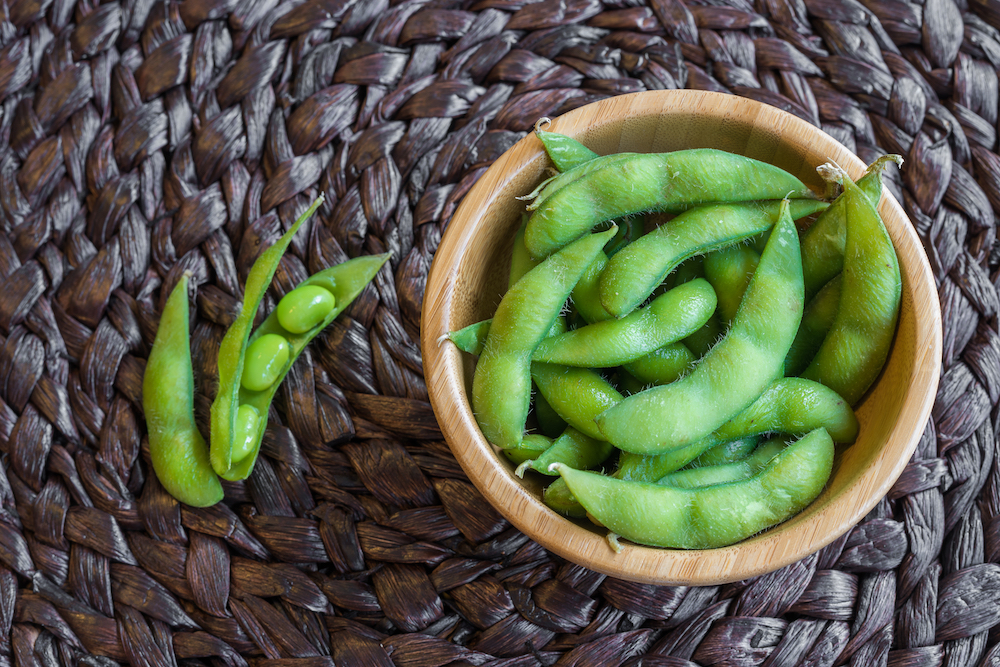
452;124;902;551
144;197;388;507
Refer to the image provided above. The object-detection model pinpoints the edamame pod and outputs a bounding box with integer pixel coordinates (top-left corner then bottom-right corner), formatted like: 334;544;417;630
613;376;857;481
445;317;568;357
212;252;390;480
536;124;599;171
657;437;786;489
801;165;901;406
531;363;623;441
600;199;827;318
472;227;617;450
596;200;805;455
532;279;716;367
524;150;819;259
703;245;760;325
509;215;540;289
784;275;841;377
144;274;224;507
210;197;325;477
551;427;834;550
503;434;553;465
688;436;760;468
571;251;614;324
622;343;696;386
543;478;586;518
515;427;613;477
801;155;901;298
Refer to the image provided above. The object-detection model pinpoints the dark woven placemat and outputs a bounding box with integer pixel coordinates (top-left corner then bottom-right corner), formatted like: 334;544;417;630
0;0;995;665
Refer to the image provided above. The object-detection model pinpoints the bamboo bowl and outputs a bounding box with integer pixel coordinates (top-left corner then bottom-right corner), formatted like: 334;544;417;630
420;90;942;586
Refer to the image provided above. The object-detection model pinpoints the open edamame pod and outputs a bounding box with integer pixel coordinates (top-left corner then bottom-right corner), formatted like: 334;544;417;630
600;199;827;318
211;197;326;477
551;427;834;550
523;150;819;259
213;252;389;480
532;279;716;367
596;199;805;455
472;226;617;450
144;273;224;507
802;164;901;406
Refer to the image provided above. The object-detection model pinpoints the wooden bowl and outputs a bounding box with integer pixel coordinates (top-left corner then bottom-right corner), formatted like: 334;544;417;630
420;90;942;585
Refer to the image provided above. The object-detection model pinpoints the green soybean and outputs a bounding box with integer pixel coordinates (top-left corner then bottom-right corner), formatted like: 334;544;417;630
516;427;614;478
801;166;901;405
472;227;617;450
551;427;834;550
600;199;827;318
532;279;716;367
241;333;291;392
596;199;804;455
144;274;224;507
523;150;819;259
276;285;336;334
232;404;261;464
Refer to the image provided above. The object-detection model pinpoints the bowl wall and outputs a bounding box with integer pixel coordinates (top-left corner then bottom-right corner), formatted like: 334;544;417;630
421;90;941;585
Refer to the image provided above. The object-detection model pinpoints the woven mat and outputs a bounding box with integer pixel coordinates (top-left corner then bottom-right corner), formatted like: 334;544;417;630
0;0;995;665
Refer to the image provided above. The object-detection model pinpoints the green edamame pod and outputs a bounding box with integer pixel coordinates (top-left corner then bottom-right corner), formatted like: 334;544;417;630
784;275;841;377
657;437;786;489
472;227;617;450
503;434;553;465
533;390;567;438
801;166;901;405
211;196;325;477
509;215;540;289
571;251;614;324
524;150;819;259
688;436;760;468
543;478;586;518
536;124;599;172
532;279;716;367
600;199;827;318
516;427;613;477
622;343;696;386
445;317;567;357
801;155;901;299
144;274;224;507
551;427;834;550
596;200;804;455
703;245;760;325
213;252;390;480
532;362;623;442
613;376;857;481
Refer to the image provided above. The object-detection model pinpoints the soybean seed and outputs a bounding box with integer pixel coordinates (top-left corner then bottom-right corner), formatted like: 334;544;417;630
232;404;260;463
277;285;336;334
241;333;291;392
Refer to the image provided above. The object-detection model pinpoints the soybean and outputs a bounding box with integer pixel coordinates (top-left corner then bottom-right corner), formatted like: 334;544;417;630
242;334;292;392
277;285;336;334
551;427;834;550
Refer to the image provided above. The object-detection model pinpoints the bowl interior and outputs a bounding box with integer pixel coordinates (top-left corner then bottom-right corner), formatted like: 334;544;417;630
422;90;941;585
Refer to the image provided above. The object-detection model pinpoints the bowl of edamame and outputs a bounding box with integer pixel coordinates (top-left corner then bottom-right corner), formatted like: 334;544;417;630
421;89;941;585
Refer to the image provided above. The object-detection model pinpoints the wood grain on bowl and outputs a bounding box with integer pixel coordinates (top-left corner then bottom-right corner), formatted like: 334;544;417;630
420;90;942;586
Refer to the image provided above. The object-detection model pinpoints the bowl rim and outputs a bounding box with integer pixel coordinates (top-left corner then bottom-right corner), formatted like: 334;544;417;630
420;89;942;585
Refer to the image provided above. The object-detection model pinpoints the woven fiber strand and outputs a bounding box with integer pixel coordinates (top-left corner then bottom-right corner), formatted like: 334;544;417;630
0;0;996;665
